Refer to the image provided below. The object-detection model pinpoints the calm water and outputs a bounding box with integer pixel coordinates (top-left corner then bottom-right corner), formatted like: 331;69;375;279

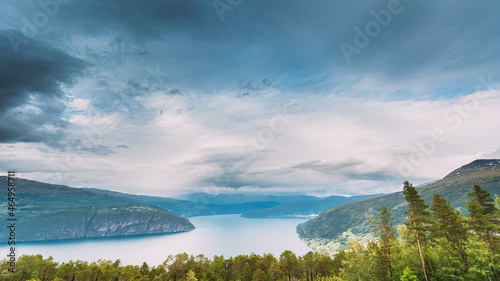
1;215;311;265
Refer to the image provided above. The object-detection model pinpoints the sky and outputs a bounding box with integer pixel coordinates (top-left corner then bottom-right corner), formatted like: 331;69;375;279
1;0;500;197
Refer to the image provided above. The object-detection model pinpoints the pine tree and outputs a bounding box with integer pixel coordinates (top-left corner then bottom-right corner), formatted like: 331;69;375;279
403;181;430;281
242;262;253;281
466;185;500;280
466;185;499;246
186;270;198;281
429;194;468;248
369;205;396;281
400;267;418;281
429;193;469;277
302;251;317;281
279;250;299;281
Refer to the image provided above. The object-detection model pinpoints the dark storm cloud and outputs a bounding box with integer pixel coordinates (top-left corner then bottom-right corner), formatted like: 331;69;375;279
337;1;500;88
78;0;209;38
0;30;85;143
6;0;499;96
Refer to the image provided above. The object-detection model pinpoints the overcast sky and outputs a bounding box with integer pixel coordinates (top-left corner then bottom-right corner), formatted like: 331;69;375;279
1;0;500;196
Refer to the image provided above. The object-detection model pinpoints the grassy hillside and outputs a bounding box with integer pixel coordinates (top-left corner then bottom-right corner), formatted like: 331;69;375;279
297;159;500;253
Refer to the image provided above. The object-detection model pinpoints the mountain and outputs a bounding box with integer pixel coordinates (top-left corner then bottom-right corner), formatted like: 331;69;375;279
241;194;384;218
83;190;384;219
0;177;195;242
84;189;282;217
296;159;500;253
175;192;321;205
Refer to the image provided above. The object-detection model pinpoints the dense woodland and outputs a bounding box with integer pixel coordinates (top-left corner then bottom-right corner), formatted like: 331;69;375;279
1;182;499;281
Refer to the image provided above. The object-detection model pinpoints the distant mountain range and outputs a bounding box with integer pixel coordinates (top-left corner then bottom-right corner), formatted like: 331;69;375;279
83;189;282;217
296;159;500;253
241;194;383;218
86;190;384;219
175;193;323;205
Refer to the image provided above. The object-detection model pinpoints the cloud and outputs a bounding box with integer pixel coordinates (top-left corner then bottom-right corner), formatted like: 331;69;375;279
1;89;498;196
6;0;495;96
1;1;499;196
0;30;85;144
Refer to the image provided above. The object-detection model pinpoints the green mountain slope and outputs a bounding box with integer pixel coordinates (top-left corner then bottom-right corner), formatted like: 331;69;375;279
0;177;195;241
296;159;500;253
241;194;383;218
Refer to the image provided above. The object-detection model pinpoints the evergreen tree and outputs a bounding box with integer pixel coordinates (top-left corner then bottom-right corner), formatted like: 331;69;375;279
241;262;253;281
369;205;397;281
186;270;198;281
315;253;334;278
400;267;418;281
280;250;300;281
252;268;267;281
466;185;499;246
403;181;430;281
331;251;347;277
466;185;500;280
338;241;371;281
167;253;189;281
302;251;317;281
56;260;91;281
429;194;468;278
211;255;230;281
430;194;467;245
139;262;150;276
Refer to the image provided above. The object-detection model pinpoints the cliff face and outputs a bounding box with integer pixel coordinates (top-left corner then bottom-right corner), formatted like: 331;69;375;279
18;205;195;241
0;177;195;242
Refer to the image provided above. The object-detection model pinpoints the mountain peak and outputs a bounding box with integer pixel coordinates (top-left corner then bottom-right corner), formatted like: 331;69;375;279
443;159;500;179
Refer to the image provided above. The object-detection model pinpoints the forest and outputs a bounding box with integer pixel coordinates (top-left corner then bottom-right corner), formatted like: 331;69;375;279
1;182;499;281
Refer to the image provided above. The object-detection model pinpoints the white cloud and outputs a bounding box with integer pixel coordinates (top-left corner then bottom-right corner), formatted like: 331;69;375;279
9;89;500;196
